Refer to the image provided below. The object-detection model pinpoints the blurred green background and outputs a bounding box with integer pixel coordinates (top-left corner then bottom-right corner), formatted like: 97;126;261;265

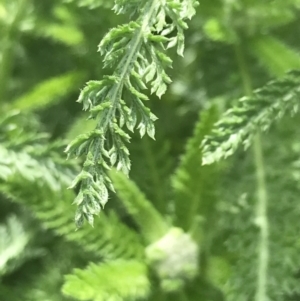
1;0;300;300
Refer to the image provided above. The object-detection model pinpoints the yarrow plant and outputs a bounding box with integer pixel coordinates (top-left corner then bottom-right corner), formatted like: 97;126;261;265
65;0;199;227
201;70;300;165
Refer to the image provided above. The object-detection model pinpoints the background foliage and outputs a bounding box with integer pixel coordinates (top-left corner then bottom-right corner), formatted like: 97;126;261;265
1;0;300;300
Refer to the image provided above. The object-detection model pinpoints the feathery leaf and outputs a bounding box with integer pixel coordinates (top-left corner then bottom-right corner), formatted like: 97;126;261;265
62;260;150;301
202;70;300;165
66;0;199;226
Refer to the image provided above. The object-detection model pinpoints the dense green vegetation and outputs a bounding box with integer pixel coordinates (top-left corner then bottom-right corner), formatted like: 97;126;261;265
1;0;300;300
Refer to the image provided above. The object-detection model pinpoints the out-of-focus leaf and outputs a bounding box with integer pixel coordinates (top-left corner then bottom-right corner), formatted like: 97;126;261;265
12;72;86;111
249;35;300;76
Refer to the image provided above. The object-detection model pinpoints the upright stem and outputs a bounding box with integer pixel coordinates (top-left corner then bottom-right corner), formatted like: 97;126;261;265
253;133;269;301
0;0;28;102
234;43;269;301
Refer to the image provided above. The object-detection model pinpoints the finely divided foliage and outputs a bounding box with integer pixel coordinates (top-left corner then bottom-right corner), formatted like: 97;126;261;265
0;216;41;276
201;70;300;165
62;260;150;301
66;0;199;227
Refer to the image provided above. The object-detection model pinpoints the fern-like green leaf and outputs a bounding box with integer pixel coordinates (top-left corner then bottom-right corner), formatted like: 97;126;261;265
215;112;300;300
0;215;44;277
1;175;144;261
62;260;150;301
35;4;85;46
249;35;300;77
12;72;86;112
172;106;219;232
66;0;199;227
0;112;144;260
202;70;300;165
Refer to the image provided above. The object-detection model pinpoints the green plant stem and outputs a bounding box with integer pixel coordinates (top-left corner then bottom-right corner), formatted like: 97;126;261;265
234;42;269;301
253;132;269;301
109;169;168;244
0;0;28;103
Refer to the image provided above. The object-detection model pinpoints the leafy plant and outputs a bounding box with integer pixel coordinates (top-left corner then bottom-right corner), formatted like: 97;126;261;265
1;0;300;301
65;0;199;227
0;215;43;277
202;69;300;165
62;106;219;300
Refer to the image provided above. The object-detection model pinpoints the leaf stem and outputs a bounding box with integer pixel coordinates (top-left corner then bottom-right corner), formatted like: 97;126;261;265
253;132;269;301
234;42;269;301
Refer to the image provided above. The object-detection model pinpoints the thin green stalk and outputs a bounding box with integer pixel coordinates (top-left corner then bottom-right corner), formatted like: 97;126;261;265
234;43;269;301
253;132;269;301
0;0;29;102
